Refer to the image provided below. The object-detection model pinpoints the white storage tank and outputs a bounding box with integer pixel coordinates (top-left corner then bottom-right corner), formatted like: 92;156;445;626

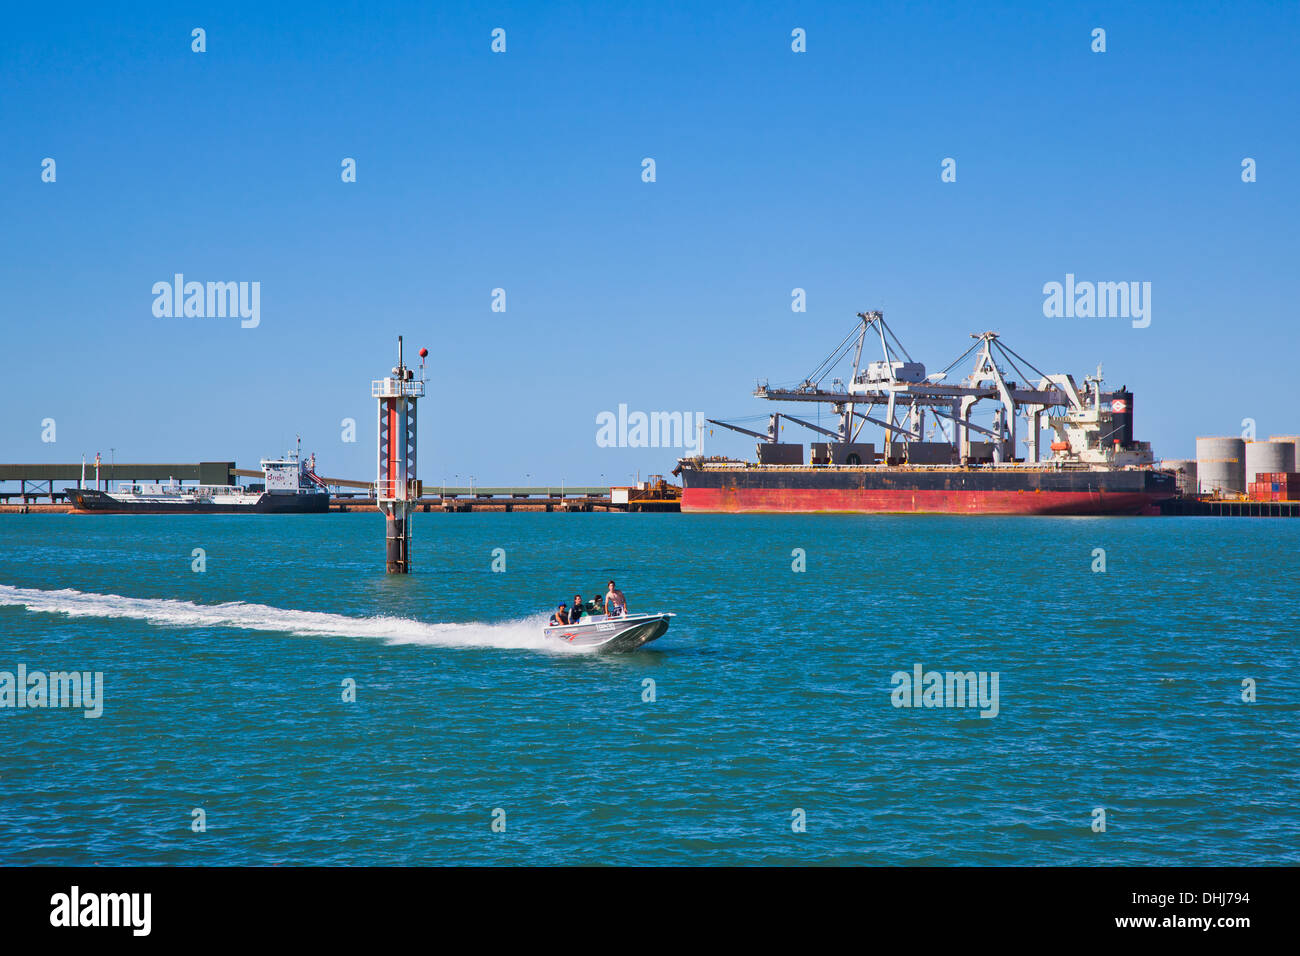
1267;436;1300;472
1196;437;1246;495
1162;459;1197;495
1245;440;1296;484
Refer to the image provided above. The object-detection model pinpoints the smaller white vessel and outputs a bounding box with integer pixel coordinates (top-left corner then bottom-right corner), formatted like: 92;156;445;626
542;612;675;651
65;442;329;514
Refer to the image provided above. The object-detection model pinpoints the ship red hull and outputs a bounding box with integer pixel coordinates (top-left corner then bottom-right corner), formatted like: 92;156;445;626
681;487;1161;515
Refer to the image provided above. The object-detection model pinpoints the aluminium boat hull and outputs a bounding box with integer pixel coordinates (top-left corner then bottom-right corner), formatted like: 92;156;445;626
542;612;674;651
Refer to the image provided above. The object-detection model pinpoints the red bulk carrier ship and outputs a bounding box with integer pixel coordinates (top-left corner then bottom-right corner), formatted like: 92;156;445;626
675;312;1176;515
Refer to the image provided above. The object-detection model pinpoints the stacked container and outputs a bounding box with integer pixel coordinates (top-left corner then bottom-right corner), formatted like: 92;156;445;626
1248;472;1300;501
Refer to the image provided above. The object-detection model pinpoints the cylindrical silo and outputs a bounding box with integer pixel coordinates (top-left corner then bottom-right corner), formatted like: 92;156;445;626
1196;437;1245;496
1161;459;1197;495
1246;440;1296;484
1267;436;1300;473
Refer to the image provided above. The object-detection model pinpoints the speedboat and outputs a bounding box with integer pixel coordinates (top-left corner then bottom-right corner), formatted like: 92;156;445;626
542;612;675;651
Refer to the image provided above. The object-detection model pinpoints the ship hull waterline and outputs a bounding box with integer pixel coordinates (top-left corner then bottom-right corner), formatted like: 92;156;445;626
65;489;330;515
677;466;1178;516
682;487;1162;515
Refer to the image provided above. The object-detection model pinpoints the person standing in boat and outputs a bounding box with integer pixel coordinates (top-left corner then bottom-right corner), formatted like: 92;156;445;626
605;580;628;617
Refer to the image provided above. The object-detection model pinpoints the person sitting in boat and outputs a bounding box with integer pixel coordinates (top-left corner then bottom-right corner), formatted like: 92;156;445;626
605;580;627;617
570;595;586;622
549;603;570;626
585;593;605;617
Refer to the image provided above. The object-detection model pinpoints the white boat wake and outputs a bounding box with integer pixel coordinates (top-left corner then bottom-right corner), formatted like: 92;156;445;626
0;584;590;654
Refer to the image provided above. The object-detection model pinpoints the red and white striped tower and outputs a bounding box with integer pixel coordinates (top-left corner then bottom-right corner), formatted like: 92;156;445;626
373;336;426;573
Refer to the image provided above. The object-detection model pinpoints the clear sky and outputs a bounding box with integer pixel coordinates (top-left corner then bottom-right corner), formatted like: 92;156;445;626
3;1;1297;484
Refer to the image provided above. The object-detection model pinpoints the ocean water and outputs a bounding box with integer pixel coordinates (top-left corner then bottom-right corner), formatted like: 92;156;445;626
0;513;1296;866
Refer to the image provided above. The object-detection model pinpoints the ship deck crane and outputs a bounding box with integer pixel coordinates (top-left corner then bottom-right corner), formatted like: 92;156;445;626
752;311;1126;464
780;414;841;440
706;416;780;443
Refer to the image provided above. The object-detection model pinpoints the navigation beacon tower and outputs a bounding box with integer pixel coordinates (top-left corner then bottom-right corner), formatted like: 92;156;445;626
373;336;426;573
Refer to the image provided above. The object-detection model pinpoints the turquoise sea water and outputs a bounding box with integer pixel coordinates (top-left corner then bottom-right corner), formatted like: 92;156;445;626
0;513;1296;866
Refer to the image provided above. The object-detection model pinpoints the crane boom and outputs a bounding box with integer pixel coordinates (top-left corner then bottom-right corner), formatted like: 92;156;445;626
706;418;774;443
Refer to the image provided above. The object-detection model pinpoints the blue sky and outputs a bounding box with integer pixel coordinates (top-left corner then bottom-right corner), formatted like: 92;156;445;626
2;1;1297;484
